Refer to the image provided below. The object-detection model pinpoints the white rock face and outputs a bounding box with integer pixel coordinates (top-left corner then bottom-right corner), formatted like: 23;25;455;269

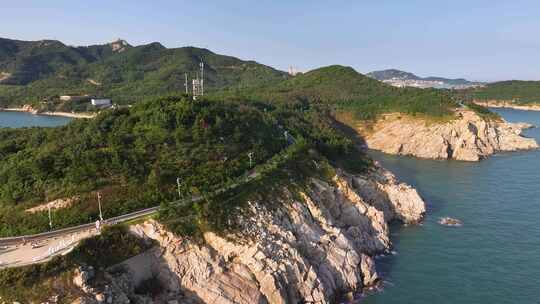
121;167;425;304
474;100;540;112
361;110;538;161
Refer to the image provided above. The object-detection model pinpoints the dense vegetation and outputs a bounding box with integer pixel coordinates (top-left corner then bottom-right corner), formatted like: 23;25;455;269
216;65;459;120
466;80;540;104
0;37;464;121
463;101;502;121
0;225;153;302
0;37;287;109
0;95;366;236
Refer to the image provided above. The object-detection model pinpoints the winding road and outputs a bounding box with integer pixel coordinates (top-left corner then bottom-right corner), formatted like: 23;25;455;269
0;132;297;269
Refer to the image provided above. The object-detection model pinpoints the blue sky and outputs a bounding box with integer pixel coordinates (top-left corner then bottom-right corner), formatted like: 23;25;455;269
3;0;540;81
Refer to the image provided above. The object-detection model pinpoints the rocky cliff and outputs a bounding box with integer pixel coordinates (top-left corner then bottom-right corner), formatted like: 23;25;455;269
359;109;538;161
473;100;540;112
73;165;425;304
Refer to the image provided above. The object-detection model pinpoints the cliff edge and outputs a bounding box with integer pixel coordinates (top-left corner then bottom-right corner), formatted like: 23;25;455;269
74;165;425;304
358;109;538;161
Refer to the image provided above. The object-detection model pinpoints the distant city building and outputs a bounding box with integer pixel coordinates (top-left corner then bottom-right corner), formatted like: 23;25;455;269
91;98;112;107
382;78;484;89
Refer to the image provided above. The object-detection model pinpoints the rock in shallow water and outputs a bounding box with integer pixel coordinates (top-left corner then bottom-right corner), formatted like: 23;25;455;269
439;217;463;227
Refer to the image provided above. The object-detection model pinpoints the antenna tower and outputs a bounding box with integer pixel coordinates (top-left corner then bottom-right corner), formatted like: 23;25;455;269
184;73;189;94
192;61;205;99
200;62;205;96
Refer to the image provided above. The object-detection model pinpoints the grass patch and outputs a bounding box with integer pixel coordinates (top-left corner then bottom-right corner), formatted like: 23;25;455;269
464;101;502;121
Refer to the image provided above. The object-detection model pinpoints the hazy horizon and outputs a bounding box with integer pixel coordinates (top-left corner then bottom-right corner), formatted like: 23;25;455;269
4;0;540;82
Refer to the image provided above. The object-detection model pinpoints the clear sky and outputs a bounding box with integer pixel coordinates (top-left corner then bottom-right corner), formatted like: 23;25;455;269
3;0;540;81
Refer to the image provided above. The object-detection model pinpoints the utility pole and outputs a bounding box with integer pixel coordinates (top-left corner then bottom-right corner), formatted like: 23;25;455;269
248;152;254;167
97;192;103;221
200;62;204;96
176;177;182;199
48;204;53;230
184;73;189;94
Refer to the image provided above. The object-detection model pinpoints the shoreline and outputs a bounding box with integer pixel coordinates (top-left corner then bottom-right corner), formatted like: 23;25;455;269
473;100;540;112
1;108;96;119
355;109;538;161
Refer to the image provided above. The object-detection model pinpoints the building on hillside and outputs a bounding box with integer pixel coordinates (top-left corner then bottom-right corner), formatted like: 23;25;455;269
91;98;112;108
60;95;89;102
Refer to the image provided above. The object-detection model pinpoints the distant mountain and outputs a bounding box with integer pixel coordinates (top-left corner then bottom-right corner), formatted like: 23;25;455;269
367;69;483;89
0;37;288;107
367;69;421;81
0;38;133;85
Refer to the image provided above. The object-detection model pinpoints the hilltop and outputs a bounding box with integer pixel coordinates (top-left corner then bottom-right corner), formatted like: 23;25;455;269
367;69;420;81
367;68;483;89
0;37;287;108
223;65;459;120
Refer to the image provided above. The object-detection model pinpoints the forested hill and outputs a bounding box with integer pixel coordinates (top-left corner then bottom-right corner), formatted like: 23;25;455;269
0;95;366;236
466;80;540;104
0;38;131;85
0;37;287;107
221;65;458;120
0;37;461;120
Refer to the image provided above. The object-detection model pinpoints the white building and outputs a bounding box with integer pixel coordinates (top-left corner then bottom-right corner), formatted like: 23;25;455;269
60;95;88;102
91;98;112;107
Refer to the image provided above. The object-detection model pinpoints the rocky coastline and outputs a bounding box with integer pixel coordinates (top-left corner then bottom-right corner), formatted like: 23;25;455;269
473;100;540;112
358;109;538;161
72;164;426;304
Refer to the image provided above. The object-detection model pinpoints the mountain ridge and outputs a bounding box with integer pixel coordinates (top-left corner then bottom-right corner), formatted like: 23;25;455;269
0;37;289;107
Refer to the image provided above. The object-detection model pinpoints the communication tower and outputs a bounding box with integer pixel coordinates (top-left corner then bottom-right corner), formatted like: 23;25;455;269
192;61;205;99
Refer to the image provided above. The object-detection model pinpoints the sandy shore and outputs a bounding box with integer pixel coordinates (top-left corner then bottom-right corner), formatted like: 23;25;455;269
474;100;540;112
2;108;96;119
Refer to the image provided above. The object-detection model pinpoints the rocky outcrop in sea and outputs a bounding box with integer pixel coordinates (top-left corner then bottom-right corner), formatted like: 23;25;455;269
361;109;538;161
72;165;425;304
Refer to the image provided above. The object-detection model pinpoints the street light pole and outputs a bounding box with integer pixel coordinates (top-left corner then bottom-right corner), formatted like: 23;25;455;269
248;152;254;168
97;192;103;221
48;204;53;230
176;177;182;199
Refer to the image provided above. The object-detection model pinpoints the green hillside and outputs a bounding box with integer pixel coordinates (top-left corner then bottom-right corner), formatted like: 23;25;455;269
468;80;540;104
0;95;365;237
0;37;287;108
218;65;458;120
0;37;463;121
0;38;121;85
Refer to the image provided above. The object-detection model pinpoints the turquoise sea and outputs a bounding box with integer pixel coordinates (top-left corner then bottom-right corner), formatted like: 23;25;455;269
365;108;540;304
0;111;72;128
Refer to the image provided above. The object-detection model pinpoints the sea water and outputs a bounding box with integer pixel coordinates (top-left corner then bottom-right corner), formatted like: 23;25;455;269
0;111;72;128
364;108;540;303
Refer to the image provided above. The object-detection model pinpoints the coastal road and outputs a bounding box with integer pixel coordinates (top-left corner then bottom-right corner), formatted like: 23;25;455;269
0;131;296;268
